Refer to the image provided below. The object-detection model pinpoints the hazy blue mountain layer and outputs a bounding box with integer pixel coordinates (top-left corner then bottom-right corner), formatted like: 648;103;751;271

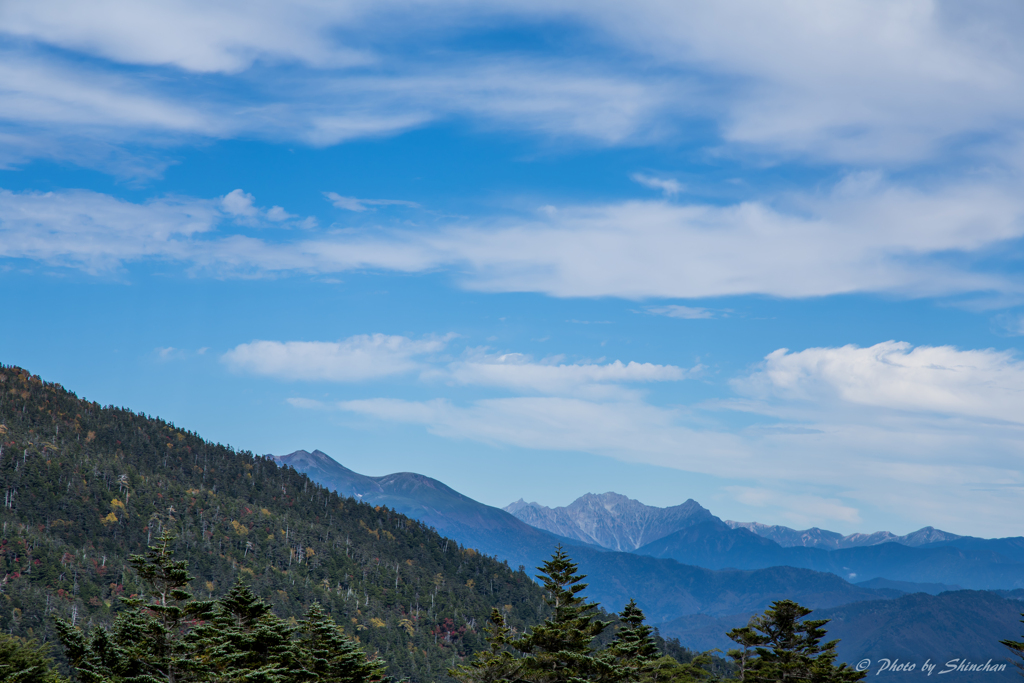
634;522;1024;589
502;490;1024;589
273;450;898;625
659;590;1024;681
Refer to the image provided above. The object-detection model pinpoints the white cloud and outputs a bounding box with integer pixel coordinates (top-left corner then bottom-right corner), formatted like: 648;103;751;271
0;0;374;74
437;352;691;398
309;388;1024;535
561;0;1024;163
0;50;216;134
7;175;1024;299
648;305;715;320
221;334;453;381
0;46;669;171
0;188;219;273
266;206;294;222
0;187;316;273
734;341;1024;424
631;173;683;196
221;189;258;218
3;1;1024;167
324;192;421;212
419;175;1024;299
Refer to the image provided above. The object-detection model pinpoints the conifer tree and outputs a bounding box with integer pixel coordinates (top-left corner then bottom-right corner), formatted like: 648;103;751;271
189;579;301;683
297;602;389;683
0;633;69;683
608;600;659;683
451;609;530;683
1000;613;1024;676
452;546;624;683
726;600;864;683
517;545;617;683
56;531;211;683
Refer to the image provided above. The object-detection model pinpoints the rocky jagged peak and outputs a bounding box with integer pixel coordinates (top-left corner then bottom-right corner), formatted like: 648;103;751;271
504;492;718;551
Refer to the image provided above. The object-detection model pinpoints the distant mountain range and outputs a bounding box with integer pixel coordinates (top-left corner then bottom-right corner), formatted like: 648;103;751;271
271;450;896;620
724;520;962;549
274;449;1024;672
507;492;977;554
504;492;1024;589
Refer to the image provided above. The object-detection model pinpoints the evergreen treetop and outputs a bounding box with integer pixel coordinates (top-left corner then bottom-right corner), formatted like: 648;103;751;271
453;547;668;683
726;600;864;683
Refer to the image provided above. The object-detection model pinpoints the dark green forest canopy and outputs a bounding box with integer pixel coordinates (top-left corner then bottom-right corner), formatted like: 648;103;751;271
0;364;554;682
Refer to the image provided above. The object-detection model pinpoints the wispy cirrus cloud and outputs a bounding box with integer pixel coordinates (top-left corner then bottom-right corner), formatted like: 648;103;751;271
647;305;717;320
4;175;1024;298
433;351;693;399
2;1;1024;169
0;187;319;273
324;192;421;212
222;334;454;382
224;333;694;400
0;46;671;174
631;173;684;196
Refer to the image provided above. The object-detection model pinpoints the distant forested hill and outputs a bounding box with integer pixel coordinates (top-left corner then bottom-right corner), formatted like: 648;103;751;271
0;364;553;682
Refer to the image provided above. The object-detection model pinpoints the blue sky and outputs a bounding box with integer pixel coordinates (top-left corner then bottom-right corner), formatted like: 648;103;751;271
2;1;1024;538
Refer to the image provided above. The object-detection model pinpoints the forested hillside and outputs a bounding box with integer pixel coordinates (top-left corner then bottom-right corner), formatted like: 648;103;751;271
0;365;552;681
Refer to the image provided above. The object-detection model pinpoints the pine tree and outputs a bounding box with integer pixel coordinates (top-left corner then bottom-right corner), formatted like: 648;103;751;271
55;531;211;683
608;600;659;683
297;602;389;683
452;546;623;683
517;545;617;683
189;579;301;683
726;600;864;683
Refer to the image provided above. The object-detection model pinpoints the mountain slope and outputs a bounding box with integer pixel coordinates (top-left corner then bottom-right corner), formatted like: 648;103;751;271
273;449;574;568
0;366;550;682
819;591;1024;681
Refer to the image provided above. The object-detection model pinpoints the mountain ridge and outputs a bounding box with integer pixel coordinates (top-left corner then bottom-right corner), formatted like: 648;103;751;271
724;520;964;550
